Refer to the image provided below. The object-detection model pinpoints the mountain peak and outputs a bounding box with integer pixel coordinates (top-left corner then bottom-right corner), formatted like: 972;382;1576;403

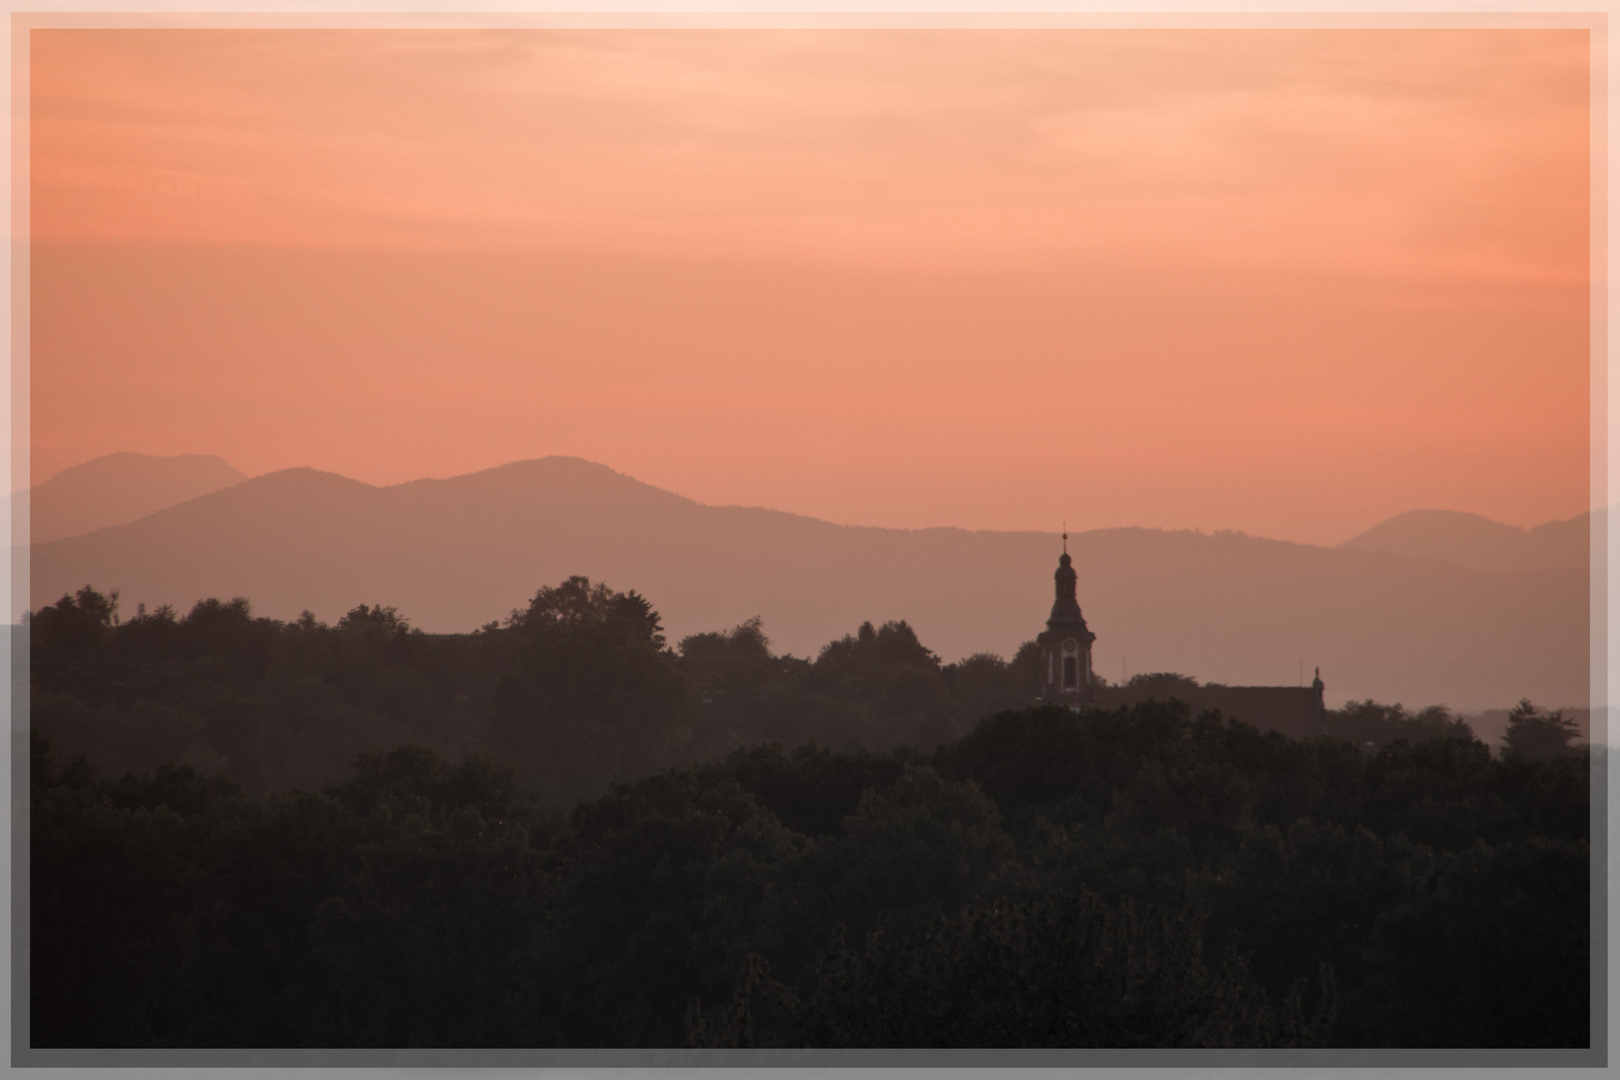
1338;508;1588;573
23;452;248;544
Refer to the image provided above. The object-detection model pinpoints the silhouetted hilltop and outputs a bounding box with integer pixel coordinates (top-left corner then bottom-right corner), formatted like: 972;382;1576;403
29;456;1588;711
20;451;246;544
1338;507;1591;573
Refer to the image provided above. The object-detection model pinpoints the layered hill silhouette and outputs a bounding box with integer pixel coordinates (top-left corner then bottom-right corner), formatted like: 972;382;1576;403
1338;508;1590;573
27;456;1589;712
19;451;246;544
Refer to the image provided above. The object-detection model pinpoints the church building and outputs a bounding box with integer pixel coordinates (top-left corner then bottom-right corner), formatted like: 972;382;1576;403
1032;537;1327;739
1034;537;1097;706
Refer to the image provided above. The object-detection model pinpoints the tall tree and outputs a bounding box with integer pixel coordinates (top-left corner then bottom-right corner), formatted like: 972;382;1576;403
1503;699;1581;760
489;577;694;801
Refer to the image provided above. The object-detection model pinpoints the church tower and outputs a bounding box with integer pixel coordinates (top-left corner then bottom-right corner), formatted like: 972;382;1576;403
1036;533;1096;705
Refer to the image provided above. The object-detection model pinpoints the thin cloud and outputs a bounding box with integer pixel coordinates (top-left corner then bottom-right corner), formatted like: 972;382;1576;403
32;29;1586;285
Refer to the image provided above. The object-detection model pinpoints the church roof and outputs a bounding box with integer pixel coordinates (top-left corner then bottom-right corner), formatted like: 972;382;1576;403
1044;545;1093;638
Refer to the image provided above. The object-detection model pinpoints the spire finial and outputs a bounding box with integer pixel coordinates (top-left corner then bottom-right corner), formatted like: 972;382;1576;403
1062;519;1068;554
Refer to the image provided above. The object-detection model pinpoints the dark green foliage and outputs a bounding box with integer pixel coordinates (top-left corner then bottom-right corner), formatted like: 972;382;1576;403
488;577;694;803
676;617;1045;757
942;651;1041;731
33;587;1041;806
1326;700;1475;751
1125;671;1200;694
680;619;818;753
689;895;1336;1049
926;702;1587;1039
30;582;683;801
29;586;120;657
29;587;1591;1050
711;741;912;839
1503;699;1583;761
31;698;1590;1050
804;619;952;748
30;732;553;1047
1359;836;1590;1047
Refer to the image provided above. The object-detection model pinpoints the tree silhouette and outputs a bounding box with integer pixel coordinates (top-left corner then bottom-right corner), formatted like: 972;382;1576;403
488;577;693;800
1503;699;1581;760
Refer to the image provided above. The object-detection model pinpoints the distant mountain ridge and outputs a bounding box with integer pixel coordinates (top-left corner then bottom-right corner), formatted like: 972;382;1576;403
1338;508;1591;573
26;455;1588;713
18;452;247;544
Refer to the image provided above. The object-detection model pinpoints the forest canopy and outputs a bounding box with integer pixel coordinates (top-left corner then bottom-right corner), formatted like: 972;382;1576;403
26;582;1595;1050
30;581;1559;800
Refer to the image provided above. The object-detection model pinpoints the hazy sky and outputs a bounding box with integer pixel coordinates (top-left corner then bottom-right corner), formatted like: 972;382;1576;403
29;28;1590;545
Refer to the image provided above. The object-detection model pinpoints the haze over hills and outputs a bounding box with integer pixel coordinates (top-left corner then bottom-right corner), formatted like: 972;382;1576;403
18;451;247;544
1338;508;1591;573
25;456;1588;713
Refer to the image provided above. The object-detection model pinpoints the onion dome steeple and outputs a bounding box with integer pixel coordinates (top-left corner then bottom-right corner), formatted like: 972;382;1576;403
1035;528;1097;704
1049;550;1083;628
1047;529;1089;632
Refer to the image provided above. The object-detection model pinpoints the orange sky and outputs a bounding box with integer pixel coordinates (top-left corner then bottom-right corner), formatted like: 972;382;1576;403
27;28;1591;545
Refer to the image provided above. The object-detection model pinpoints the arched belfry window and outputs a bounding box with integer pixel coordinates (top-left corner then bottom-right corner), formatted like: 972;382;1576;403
1061;638;1079;691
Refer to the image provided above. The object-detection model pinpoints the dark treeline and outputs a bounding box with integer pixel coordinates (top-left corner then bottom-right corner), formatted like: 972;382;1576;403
28;581;1593;1048
32;708;1590;1048
29;580;1045;804
28;580;1564;806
